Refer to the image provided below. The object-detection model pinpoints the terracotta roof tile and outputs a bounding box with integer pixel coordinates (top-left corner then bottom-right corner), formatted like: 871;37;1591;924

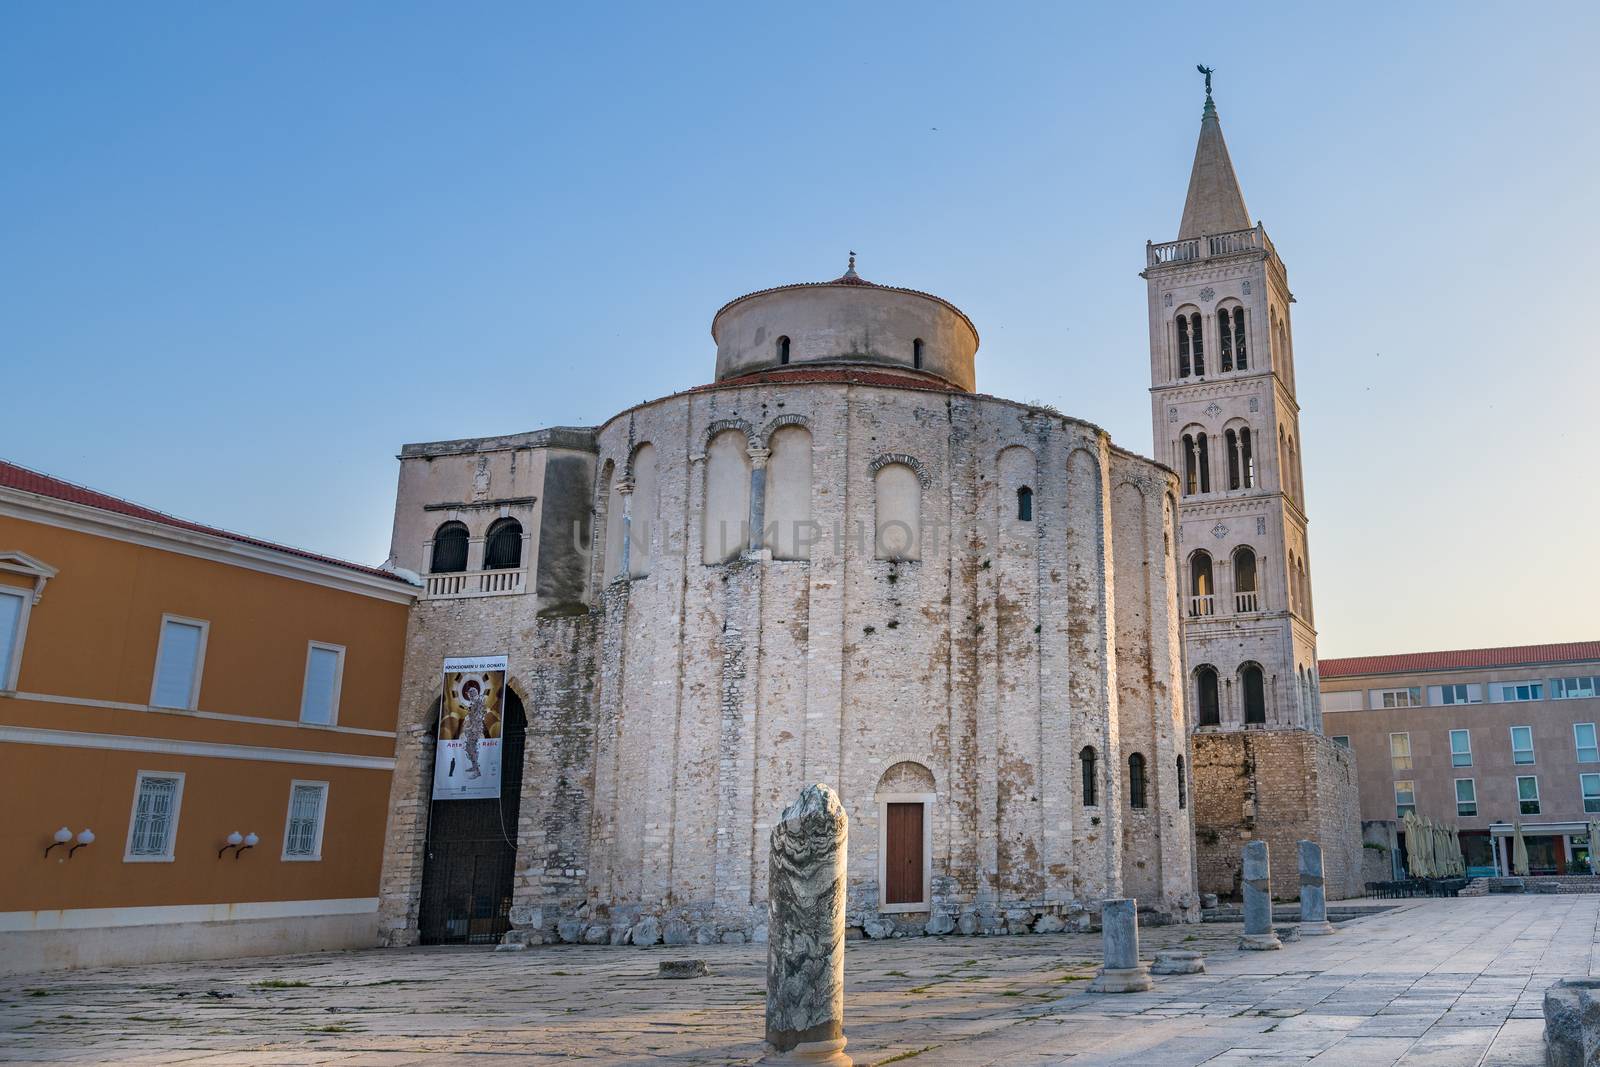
1319;641;1600;679
0;459;413;585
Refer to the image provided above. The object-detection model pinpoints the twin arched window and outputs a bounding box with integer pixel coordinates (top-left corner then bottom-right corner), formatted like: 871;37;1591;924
1080;746;1098;807
1196;664;1221;726
1225;427;1254;490
1241;662;1267;724
1189;550;1214;617
1128;752;1147;809
1218;306;1247;371
431;518;523;573
1232;546;1257;612
1176;312;1204;377
1182;432;1210;496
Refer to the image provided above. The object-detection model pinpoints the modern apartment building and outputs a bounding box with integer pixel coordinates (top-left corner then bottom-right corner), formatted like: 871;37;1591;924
0;461;415;973
1321;642;1600;878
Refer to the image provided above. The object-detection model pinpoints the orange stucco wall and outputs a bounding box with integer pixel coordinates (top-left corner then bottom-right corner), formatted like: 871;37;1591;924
0;511;411;914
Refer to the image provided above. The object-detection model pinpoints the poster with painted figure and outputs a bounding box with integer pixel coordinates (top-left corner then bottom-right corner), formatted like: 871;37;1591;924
432;655;507;800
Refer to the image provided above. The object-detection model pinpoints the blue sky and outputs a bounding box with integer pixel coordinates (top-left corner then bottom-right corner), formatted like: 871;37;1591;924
3;3;1597;657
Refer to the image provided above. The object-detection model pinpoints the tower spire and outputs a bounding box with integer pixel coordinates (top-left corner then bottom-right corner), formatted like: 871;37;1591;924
1177;67;1250;239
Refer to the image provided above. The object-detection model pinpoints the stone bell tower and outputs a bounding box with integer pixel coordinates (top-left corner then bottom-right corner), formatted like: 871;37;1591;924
1141;72;1362;900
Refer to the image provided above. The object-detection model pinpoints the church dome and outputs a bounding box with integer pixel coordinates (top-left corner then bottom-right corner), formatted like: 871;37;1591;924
710;256;979;391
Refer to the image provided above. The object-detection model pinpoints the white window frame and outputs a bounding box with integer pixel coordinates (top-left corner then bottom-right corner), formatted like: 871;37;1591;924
1511;725;1535;765
1331;735;1350;748
0;585;32;692
1450;728;1472;767
1454;777;1477;817
1497;683;1544;703
281;779;330;861
1576;723;1599;764
149;614;209;710
1394;779;1417;817
298;642;346;726
876;792;934;914
1375;687;1423;709
1517;774;1541;815
1389;731;1413;772
123;770;186;862
1582;774;1600;815
1554;676;1599;700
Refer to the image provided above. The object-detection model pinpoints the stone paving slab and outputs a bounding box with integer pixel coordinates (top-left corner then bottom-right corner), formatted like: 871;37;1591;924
0;896;1591;1065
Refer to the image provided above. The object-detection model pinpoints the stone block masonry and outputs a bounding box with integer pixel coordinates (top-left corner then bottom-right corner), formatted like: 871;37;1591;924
1191;730;1362;902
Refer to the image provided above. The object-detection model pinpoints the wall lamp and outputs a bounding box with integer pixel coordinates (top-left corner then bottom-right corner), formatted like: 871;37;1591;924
218;831;259;860
44;827;94;859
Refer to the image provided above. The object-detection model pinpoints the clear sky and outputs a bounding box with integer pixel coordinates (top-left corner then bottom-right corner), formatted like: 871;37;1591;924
3;3;1597;658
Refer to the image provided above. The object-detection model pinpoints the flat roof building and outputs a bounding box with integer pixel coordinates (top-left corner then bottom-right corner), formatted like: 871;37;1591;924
1320;642;1600;878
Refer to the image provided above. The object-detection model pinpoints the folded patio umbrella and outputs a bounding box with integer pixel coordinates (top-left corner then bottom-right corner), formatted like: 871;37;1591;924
1588;819;1600;876
1512;818;1530;877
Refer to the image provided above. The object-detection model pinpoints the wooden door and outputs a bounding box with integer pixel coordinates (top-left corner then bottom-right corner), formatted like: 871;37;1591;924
885;802;924;906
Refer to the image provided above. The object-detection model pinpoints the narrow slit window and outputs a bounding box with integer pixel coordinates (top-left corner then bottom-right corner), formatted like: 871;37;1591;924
1190;313;1205;375
1080;746;1098;807
1128;753;1147;808
777;336;791;365
1177;317;1192;378
912;338;924;370
1176;755;1187;809
1016;486;1033;522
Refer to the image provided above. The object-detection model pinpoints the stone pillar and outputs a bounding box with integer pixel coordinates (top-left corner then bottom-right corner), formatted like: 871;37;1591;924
763;784;851;1066
747;445;771;556
1298;839;1335;936
1239;840;1281;951
616;479;634;579
1088;898;1152;993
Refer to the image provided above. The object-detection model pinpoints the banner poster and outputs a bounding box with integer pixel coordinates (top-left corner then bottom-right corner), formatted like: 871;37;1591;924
432;655;507;801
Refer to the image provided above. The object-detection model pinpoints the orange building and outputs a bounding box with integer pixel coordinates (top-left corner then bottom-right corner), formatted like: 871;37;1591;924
0;461;415;974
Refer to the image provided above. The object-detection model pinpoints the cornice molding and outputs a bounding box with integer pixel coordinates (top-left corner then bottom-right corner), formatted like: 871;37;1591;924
0;490;418;605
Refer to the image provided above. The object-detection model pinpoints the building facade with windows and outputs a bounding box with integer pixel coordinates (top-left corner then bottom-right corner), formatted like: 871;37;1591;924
0;461;414;974
1144;87;1362;898
376;256;1202;949
1321;642;1600;877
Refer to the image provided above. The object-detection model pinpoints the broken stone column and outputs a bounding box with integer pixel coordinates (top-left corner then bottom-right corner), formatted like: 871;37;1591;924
1239;840;1282;951
762;784;851;1066
1088;898;1152;992
1298;839;1335;936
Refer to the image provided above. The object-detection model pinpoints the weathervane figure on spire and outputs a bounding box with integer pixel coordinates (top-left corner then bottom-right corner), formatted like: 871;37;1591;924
1196;64;1214;99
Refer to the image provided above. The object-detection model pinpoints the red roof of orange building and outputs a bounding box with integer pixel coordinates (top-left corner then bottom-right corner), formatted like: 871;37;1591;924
0;459;412;584
1319;641;1600;679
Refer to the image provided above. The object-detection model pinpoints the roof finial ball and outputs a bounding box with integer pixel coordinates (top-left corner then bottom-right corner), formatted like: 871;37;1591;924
844;250;858;278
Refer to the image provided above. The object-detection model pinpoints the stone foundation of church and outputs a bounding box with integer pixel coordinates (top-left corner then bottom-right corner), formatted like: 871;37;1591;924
1190;730;1363;902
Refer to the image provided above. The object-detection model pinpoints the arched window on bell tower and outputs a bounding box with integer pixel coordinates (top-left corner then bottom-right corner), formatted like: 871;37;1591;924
1189;312;1205;375
1231;306;1248;369
1177;315;1193;377
1189;550;1214;617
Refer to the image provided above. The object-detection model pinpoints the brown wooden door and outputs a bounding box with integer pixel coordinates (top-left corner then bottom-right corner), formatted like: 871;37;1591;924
885;802;924;905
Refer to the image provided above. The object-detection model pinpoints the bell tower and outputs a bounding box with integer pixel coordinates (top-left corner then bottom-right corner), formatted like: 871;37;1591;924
1142;72;1361;900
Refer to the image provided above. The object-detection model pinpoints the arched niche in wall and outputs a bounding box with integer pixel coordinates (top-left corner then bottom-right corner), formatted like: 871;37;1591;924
873;461;922;561
702;429;751;565
628;444;657;578
763;423;813;561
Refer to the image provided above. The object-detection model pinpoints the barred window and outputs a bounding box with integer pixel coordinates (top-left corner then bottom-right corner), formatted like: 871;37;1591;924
283;782;328;860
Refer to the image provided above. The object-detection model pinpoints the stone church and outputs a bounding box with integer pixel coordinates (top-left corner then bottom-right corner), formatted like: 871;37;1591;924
374;84;1356;948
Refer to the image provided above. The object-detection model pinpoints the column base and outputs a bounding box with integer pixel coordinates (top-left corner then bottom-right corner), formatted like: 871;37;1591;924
1089;964;1154;992
1299;920;1336;936
760;1037;851;1065
1238;932;1282;951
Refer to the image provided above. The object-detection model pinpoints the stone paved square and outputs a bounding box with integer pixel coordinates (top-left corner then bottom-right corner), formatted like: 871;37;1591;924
1;896;1588;1065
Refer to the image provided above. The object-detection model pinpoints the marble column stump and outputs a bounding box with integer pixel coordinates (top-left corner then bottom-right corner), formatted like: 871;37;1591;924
1239;840;1282;951
1088;898;1153;992
761;784;852;1066
1298;839;1336;936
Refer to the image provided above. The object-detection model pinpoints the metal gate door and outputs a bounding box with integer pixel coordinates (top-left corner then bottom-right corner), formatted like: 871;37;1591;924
417;692;526;945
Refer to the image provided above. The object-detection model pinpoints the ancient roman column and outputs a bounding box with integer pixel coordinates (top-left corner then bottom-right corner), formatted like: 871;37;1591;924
763;783;851;1066
1239;840;1281;950
1088;898;1153;992
1298;839;1335;935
